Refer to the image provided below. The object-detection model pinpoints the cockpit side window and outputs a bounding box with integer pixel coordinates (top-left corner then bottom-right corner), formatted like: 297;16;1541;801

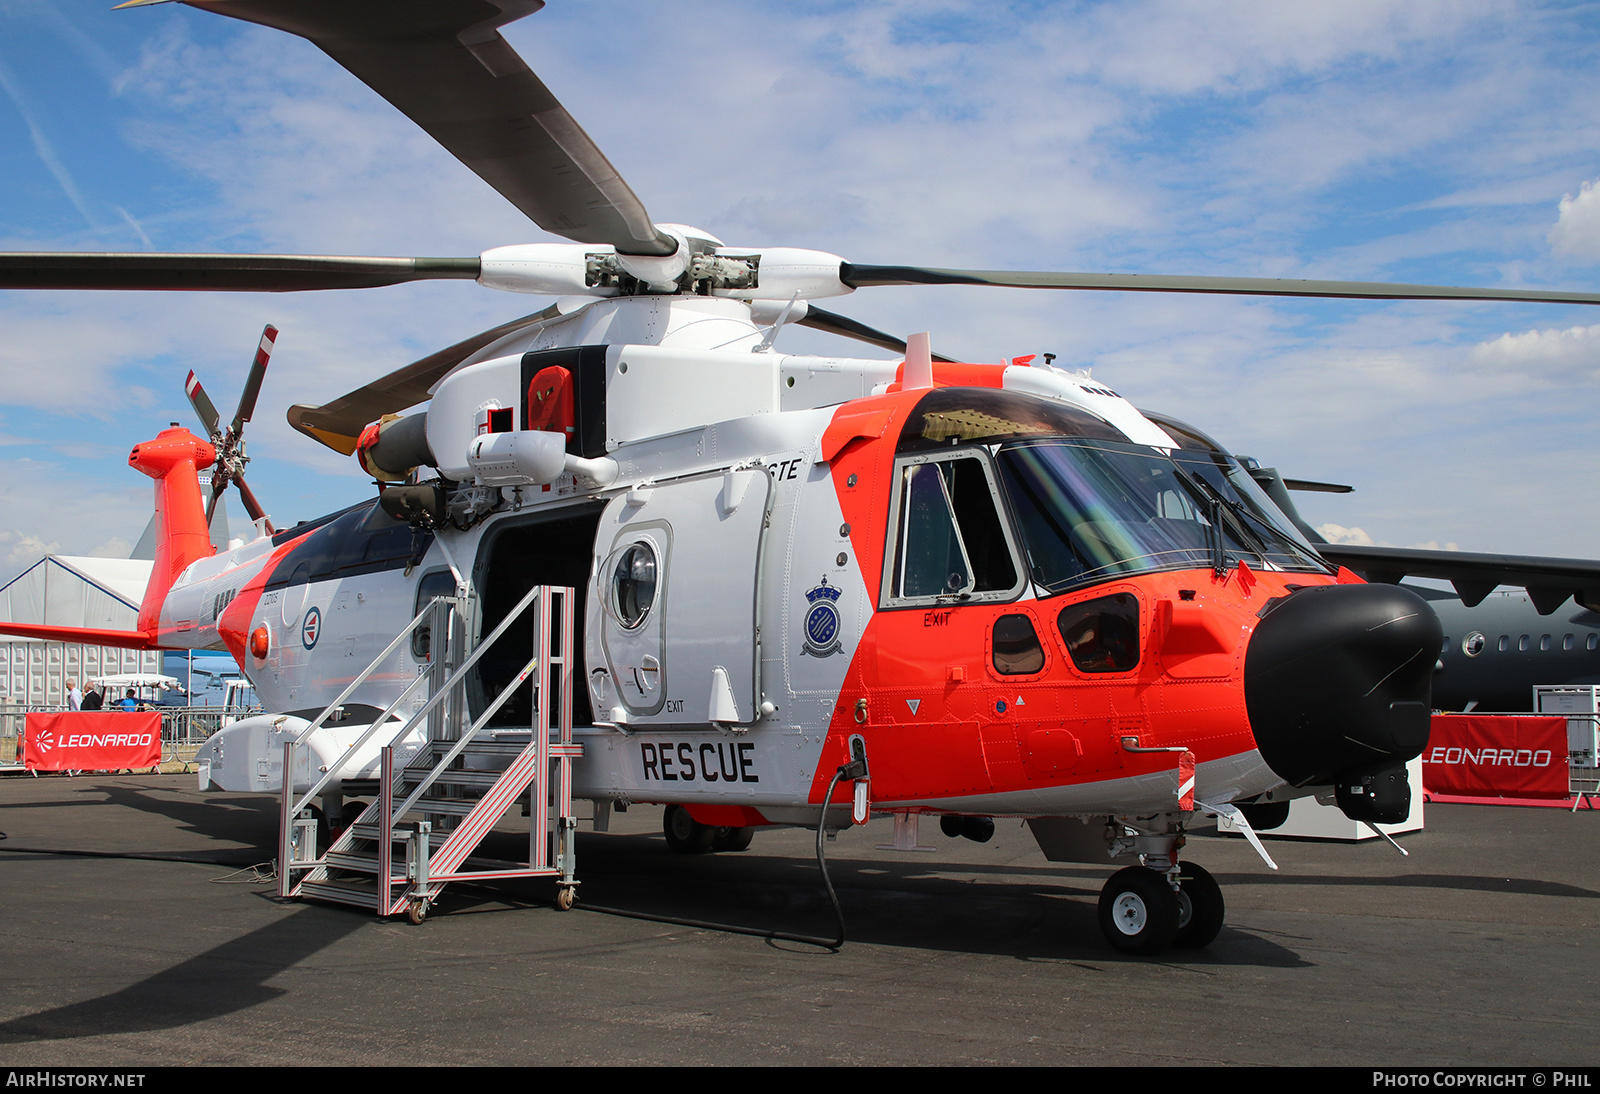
1057;593;1140;673
882;451;1024;608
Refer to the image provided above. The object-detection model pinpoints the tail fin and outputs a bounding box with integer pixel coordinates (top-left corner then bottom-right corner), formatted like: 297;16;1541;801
0;427;216;651
128;427;218;637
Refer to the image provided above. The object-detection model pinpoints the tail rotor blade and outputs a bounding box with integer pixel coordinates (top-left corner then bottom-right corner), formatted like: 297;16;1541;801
185;371;222;438
231;324;277;437
204;470;225;526
232;475;273;533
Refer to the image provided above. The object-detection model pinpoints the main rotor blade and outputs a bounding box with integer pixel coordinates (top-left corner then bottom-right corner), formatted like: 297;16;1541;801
0;253;478;292
184;371;222;438
1284;478;1354;494
177;0;675;257
288;301;570;453
839;264;1600;306
231;325;278;438
798;305;957;362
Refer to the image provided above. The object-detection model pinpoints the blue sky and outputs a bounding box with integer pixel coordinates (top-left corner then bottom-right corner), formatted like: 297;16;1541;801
1;0;1598;586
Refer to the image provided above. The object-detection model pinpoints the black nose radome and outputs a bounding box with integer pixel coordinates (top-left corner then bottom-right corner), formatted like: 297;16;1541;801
1244;583;1442;788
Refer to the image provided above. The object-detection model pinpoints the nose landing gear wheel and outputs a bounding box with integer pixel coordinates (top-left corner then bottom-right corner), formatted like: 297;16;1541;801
1172;862;1225;948
1098;866;1180;954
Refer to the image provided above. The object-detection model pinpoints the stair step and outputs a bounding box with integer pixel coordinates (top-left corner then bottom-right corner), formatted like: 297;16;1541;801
401;769;503;791
325;850;380;873
298;878;385;910
350;819;459;841
423;739;530;758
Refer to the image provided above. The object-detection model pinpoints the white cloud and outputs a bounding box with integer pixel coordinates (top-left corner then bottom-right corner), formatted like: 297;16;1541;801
1318;523;1375;545
0;531;59;572
1467;323;1600;381
1548;179;1600;259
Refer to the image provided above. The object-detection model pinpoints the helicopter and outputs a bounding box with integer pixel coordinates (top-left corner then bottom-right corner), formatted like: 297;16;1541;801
3;0;1600;954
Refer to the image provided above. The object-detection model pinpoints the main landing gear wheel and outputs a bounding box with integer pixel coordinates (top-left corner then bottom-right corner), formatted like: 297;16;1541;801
713;825;754;852
663;804;714;854
1098;866;1180;955
1173;862;1225;949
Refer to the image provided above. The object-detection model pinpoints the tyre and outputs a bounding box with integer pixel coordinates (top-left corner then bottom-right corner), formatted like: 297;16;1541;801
1173;862;1225;949
1097;866;1180;955
712;825;755;852
663;804;714;854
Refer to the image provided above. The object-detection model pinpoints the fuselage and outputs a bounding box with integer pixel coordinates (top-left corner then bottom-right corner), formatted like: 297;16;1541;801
154;295;1439;822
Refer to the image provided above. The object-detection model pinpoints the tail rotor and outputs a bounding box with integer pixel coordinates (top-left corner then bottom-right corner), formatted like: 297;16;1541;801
185;324;278;535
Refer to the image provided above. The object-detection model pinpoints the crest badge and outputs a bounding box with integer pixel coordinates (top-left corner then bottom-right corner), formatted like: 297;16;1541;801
802;576;843;657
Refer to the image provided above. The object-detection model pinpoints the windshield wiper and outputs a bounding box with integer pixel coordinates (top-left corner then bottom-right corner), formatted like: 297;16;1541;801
1170;466;1266;574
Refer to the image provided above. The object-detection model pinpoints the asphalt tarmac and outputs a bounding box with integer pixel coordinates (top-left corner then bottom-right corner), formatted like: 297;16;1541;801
0;772;1594;1067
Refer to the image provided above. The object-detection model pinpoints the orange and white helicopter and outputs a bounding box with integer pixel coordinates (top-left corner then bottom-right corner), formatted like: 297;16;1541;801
4;0;1600;954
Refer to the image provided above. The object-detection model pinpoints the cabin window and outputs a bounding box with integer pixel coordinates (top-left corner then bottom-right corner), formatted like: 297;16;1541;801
1498;635;1511;653
1056;593;1140;673
1540;634;1552;652
411;570;456;660
882;451;1023;607
1589;634;1598;651
606;541;658;630
1564;634;1575;651
992;614;1046;675
1518;634;1530;652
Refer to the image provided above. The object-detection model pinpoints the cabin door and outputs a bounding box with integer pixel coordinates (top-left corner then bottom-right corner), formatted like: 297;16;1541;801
587;467;772;727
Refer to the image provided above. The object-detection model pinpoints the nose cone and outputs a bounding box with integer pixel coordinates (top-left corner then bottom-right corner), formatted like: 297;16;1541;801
1244;583;1442;787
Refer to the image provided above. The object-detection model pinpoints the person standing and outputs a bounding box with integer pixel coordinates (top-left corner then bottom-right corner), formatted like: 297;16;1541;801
66;679;83;711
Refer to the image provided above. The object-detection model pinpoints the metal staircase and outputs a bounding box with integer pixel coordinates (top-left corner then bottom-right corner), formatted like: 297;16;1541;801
277;584;582;921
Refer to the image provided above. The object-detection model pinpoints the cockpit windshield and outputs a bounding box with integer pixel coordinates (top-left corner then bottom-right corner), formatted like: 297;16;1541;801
995;437;1332;594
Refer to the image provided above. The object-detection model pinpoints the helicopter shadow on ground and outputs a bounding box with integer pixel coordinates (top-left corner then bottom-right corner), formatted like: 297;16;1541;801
0;899;366;1046
0;777;279;865
449;828;1314;970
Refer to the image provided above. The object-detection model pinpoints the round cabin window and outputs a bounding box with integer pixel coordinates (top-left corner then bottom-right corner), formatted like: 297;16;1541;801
609;542;658;630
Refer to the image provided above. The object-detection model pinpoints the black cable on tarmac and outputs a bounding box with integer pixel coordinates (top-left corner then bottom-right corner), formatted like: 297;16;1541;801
575;766;852;952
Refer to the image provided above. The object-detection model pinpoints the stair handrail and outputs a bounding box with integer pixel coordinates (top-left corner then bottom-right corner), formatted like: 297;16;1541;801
285;594;465;820
287;666;431;822
285;580;545;838
291;595;463;743
390;649;543;823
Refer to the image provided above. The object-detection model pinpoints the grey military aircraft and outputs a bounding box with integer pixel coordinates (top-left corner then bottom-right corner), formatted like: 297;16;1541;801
1238;455;1600;712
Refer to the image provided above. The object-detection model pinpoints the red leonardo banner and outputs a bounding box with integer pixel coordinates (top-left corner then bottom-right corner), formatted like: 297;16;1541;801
23;712;162;772
1423;715;1569;799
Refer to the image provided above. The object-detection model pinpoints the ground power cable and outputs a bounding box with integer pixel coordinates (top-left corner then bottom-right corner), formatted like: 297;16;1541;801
574;765;853;952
